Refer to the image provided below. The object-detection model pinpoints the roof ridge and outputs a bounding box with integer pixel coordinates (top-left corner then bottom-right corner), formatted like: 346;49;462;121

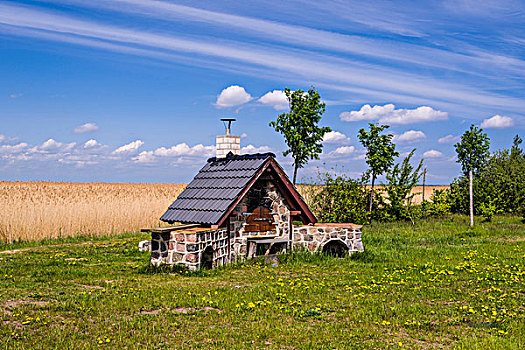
207;152;275;163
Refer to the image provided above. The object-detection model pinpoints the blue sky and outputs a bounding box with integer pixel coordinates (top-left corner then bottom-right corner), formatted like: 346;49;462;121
1;0;524;183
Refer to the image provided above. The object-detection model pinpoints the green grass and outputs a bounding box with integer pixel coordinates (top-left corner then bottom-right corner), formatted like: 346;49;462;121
0;215;524;349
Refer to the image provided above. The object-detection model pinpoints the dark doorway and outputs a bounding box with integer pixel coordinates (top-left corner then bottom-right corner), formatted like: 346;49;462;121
322;240;348;258
201;246;214;269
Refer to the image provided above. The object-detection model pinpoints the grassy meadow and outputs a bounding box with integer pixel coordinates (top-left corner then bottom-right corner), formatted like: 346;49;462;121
0;215;523;349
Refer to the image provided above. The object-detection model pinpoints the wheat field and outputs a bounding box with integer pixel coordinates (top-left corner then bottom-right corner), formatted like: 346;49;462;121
0;182;448;243
0;181;186;243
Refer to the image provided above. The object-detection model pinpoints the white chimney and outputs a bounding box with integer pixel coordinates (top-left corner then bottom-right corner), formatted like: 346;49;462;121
216;118;240;158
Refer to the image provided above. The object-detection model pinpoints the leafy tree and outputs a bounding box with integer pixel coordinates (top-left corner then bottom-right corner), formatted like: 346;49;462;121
358;123;399;222
269;87;331;184
454;124;490;226
383;149;423;222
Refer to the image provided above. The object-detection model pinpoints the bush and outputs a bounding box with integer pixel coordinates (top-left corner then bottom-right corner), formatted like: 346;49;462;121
424;189;452;218
309;170;372;225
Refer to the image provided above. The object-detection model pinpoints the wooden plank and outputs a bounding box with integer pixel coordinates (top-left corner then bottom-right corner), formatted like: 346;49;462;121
140;223;200;233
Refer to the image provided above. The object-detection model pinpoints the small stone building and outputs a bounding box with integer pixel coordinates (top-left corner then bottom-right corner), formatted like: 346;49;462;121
143;152;363;270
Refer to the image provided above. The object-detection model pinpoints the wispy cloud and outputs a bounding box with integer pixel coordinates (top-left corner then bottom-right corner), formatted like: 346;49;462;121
1;2;524;115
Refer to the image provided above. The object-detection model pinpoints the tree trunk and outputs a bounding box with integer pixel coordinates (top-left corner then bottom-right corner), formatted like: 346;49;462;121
422;166;426;203
292;163;298;185
368;174;376;223
469;169;474;226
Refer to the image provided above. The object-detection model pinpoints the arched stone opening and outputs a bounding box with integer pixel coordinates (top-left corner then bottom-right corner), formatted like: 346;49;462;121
322;239;348;258
201;246;214;270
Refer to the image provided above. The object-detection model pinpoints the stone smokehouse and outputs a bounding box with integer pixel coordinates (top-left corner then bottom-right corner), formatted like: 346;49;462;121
143;128;363;270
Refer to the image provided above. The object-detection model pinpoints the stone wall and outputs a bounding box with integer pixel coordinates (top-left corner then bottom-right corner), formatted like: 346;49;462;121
292;224;364;254
150;229;229;270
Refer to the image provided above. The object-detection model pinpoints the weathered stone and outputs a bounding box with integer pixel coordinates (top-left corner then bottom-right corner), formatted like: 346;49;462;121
151;232;160;240
186;244;198;252
186;234;197;243
161;232;171;241
240;245;247;254
161;250;168;258
330;233;338;239
325;228;333;233
174;234;184;242
151;251;159;259
355;232;361;239
279;206;286;214
316;228;324;233
172;252;184;262
308;242;318;251
177;243;186;253
304;234;313;242
299;228;307;234
185;253;197;263
347;232;354;239
169;241;174;250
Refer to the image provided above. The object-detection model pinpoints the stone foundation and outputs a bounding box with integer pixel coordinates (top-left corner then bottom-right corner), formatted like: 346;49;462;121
292;224;364;255
149;223;364;270
150;228;229;270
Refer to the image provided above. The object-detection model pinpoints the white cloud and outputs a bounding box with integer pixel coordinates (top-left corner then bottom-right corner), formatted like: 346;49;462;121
258;90;289;110
84;139;101;148
215;85;252;108
394;130;426;143
331;146;356;155
133;151;156;164
0;142;28;154
0;135;4;143
34;139;76;152
240;133;248;138
113;140;144;154
423;150;443;158
340;104;448;125
73;122;99;133
323;131;351;144
438;134;460;144
9;93;23;99
480;115;514;129
340;104;393;122
241;144;272;154
154;143;215;157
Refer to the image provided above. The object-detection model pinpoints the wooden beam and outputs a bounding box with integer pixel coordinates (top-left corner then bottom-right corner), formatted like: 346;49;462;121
268;158;317;224
140;223;201;233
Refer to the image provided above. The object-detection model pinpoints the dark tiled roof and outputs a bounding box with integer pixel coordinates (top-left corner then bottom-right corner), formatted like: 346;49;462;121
160;153;274;225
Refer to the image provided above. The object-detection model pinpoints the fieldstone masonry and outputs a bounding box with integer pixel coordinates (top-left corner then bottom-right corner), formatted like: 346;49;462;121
150;228;229;270
292;224;364;254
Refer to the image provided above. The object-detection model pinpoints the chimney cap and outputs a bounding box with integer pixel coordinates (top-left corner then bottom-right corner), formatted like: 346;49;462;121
220;118;236;135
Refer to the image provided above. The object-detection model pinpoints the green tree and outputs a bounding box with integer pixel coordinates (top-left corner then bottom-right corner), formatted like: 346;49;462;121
269;87;331;184
383;149;423;222
454;124;490;226
358;123;399;222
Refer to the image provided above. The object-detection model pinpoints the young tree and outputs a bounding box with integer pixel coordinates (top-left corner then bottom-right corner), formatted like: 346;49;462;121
269;87;331;184
358;123;399;222
454;124;490;226
383;149;423;222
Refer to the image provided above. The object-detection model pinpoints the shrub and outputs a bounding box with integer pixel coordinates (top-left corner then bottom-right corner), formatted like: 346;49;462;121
309;170;372;225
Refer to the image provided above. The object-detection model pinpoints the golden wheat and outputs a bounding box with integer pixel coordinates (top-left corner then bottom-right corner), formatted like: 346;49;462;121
0;181;186;243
